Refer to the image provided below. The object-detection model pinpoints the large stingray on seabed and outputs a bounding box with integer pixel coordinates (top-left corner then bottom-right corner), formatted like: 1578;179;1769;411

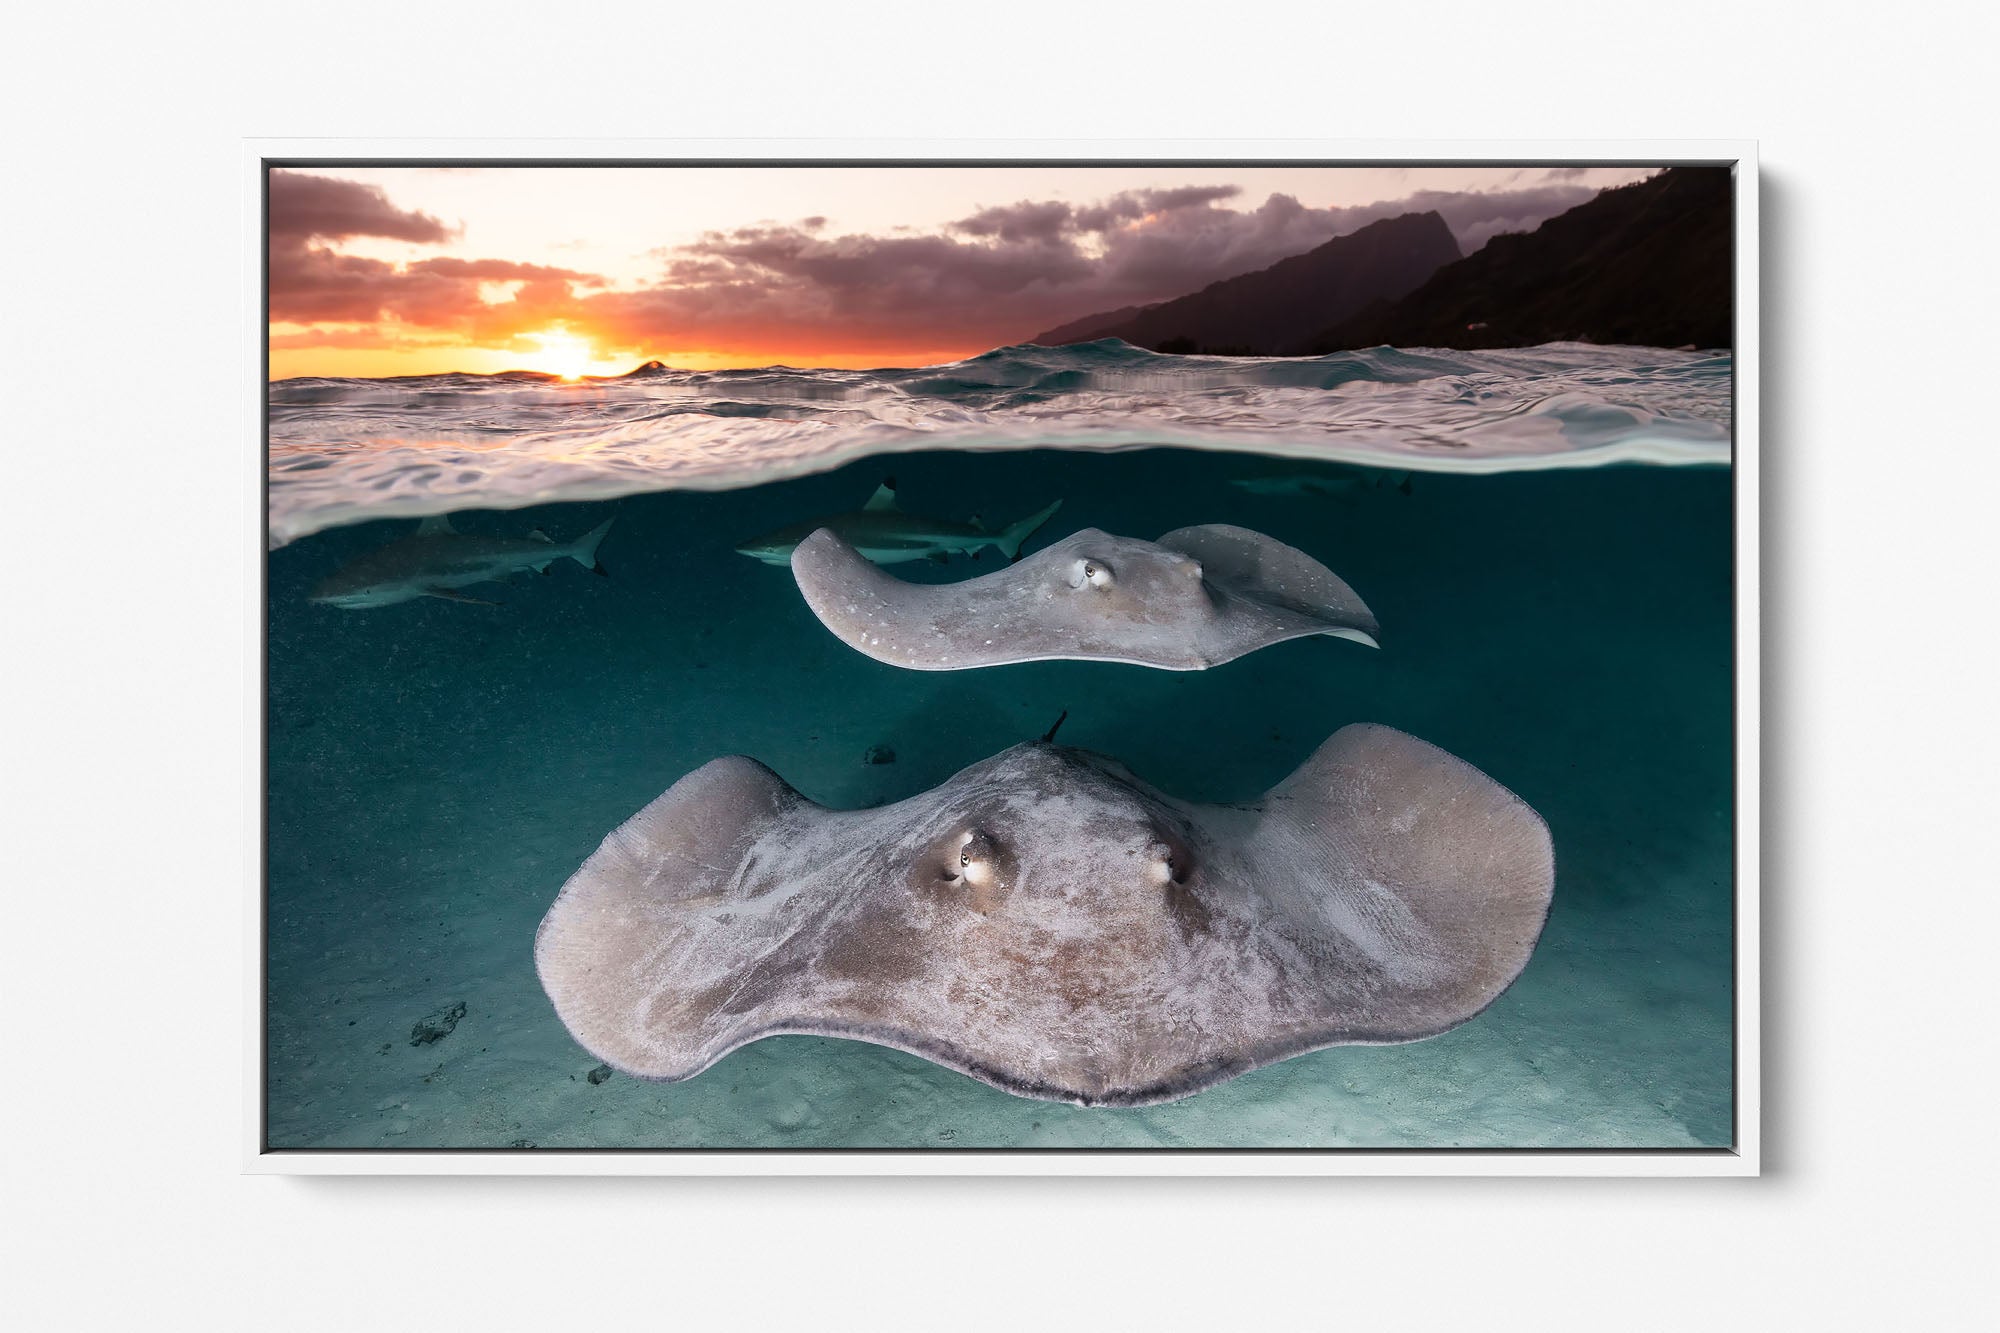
789;522;1380;671
534;724;1554;1107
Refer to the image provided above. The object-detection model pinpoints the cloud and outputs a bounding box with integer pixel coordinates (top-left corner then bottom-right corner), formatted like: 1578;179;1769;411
269;171;605;333
271;245;598;331
270;171;1624;362
952;199;1077;244
268;169;452;245
573;181;1608;353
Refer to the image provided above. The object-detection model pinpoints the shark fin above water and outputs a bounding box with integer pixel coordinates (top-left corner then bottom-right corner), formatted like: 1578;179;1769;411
416;514;457;537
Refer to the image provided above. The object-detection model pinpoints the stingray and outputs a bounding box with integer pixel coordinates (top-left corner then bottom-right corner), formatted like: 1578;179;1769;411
789;522;1380;671
534;724;1553;1107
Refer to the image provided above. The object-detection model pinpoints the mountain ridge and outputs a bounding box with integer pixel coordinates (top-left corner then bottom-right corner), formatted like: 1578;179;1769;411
1302;167;1733;353
1029;211;1462;356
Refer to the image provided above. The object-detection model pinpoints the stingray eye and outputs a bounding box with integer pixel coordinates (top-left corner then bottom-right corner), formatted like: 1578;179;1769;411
950;830;999;887
1069;558;1115;590
918;829;1012;905
1147;835;1194;886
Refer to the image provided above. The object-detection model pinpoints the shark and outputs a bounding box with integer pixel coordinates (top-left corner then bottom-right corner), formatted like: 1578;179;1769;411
309;514;615;609
734;478;1062;567
1230;465;1413;499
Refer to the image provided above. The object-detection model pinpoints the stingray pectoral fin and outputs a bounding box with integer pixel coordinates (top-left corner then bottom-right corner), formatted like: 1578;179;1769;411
1256;723;1554;1038
534;756;812;1079
1157;523;1379;642
791;528;958;668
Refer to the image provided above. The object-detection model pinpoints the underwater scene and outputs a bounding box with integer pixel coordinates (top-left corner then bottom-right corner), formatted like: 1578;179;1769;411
265;343;1734;1151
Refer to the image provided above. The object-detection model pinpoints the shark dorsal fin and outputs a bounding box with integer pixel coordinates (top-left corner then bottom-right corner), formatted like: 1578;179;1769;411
863;478;900;513
416;514;457;537
527;528;553;543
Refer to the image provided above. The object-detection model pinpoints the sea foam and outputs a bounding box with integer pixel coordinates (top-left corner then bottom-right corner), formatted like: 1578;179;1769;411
267;339;1731;547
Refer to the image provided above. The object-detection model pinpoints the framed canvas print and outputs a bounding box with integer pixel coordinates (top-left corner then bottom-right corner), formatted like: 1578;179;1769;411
251;140;1756;1174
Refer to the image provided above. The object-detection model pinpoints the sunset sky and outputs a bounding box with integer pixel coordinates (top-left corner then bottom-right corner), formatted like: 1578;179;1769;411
268;164;1657;380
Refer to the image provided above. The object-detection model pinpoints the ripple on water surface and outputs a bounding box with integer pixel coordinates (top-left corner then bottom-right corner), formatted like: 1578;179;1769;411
267;340;1732;546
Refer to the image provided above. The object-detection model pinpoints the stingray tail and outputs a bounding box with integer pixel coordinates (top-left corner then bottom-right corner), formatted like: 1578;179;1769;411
995;499;1063;562
568;516;615;576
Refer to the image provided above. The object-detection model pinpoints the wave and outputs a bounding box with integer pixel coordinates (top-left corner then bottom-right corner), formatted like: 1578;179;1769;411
267;339;1731;547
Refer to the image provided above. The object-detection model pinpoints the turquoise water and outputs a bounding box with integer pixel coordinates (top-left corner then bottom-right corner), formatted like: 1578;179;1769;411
265;440;1732;1149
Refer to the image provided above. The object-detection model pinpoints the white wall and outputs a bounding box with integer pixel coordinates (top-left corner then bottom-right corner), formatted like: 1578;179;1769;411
6;2;1993;1328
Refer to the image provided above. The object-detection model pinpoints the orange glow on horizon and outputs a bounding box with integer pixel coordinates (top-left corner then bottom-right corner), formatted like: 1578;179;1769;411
267;163;1666;383
267;334;995;381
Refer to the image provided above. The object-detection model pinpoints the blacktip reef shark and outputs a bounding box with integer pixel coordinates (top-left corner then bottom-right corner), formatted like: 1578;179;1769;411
1230;464;1413;499
310;514;614;609
734;478;1062;567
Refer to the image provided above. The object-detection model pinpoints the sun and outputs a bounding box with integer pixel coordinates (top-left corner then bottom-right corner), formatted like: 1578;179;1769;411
526;326;612;380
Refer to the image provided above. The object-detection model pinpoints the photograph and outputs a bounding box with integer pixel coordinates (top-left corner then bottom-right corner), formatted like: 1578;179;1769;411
261;154;1744;1160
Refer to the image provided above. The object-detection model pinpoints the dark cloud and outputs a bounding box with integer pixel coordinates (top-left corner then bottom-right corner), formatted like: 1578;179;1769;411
271;243;597;330
581;222;1100;352
953;199;1076;244
1075;183;1242;228
270;171;1623;360
269;171;604;332
576;180;1606;352
268;169;451;244
948;187;1245;244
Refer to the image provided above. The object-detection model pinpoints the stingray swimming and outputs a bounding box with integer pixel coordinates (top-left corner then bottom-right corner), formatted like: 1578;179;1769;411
535;724;1553;1107
790;522;1379;670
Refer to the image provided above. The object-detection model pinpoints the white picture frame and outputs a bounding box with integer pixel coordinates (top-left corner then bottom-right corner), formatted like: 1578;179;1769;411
246;139;1758;1176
